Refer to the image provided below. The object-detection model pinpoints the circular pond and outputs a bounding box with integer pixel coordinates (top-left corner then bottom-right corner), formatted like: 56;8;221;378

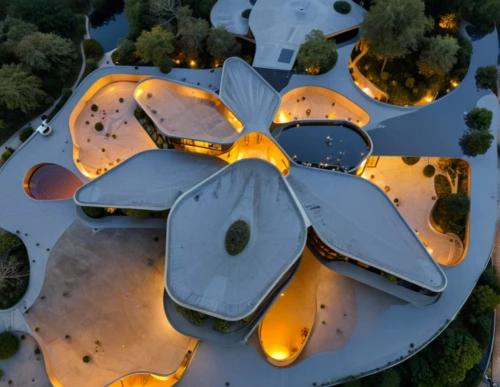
25;164;83;200
275;121;371;172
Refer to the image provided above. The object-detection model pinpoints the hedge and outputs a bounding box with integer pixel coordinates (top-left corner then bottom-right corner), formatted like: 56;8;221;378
434;174;452;199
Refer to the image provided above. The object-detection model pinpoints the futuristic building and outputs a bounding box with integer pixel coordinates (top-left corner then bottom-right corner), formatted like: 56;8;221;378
0;10;498;387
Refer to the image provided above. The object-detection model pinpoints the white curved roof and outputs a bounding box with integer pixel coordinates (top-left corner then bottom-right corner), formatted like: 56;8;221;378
210;0;251;35
287;163;447;291
165;158;307;320
220;58;281;129
74;150;227;210
249;0;365;70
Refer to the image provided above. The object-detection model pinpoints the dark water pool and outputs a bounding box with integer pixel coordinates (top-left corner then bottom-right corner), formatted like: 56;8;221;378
276;123;371;171
90;0;129;52
28;164;83;200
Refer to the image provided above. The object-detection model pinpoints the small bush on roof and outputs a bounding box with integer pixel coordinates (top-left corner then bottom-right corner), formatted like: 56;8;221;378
91;104;98;112
402;157;420;165
423;165;435;177
1;150;12;161
82;206;106;219
94;122;104;131
334;1;351;14
0;332;19;360
225;220;250;256
241;9;251;18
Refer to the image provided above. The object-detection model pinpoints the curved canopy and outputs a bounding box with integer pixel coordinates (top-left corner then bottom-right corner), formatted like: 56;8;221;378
74;150;227;210
287;163;447;292
166;158;307;320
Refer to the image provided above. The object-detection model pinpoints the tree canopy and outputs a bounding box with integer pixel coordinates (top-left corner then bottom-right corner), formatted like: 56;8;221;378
296;30;338;75
15;32;76;76
125;0;155;39
135;26;175;67
207;26;241;62
459;129;494;157
475;65;498;94
0;64;46;113
8;0;78;37
176;6;209;58
362;0;432;60
418;35;459;76
467;107;493;131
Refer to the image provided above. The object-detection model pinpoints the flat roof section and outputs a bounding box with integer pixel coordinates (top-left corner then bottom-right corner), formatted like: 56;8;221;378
220;58;281;128
287;163;447;292
166;159;307;321
249;0;365;70
134;78;243;144
74;149;228;210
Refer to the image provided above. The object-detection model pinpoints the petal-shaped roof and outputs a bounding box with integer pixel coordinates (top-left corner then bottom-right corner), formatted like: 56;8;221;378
165;158;307;320
287;163;446;291
74;149;227;210
220;58;281;129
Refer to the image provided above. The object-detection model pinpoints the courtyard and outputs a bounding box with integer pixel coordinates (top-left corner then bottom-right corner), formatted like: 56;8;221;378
24;223;193;386
362;156;465;266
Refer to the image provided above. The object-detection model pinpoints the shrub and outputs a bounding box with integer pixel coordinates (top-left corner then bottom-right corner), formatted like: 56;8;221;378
1;150;12;161
214;318;230;333
0;332;19;360
423;165;435;177
94;122;104;131
86;58;98;73
159;56;173;74
433;193;470;238
225;220;250;255
119;98;124;103
405;77;415;89
467;108;493;131
475;66;498;95
91;104;98;112
334;1;351;14
19;127;34;142
401;157;420;165
82;355;90;363
34;346;41;355
82;206;106;219
459;130;494;157
83;39;104;60
241;9;251;18
381;71;389;81
479;265;500;294
121;209;150;220
434;175;451;199
61;88;72;99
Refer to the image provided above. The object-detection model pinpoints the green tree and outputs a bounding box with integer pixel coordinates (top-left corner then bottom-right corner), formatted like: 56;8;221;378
440;193;470;222
8;0;78;37
409;326;482;387
135;26;175;67
380;368;401;387
112;39;138;65
362;0;432;71
459;130;494;157
83;39;104;61
15;33;76;77
467;107;493;131
468;285;500;318
0;64;46;113
296;30;338;75
85;58;98;73
207;26;241;62
180;0;216;20
3;18;38;45
176;6;209;58
125;0;155;39
418;35;459;76
461;0;500;32
475;65;498;94
478;265;500;294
